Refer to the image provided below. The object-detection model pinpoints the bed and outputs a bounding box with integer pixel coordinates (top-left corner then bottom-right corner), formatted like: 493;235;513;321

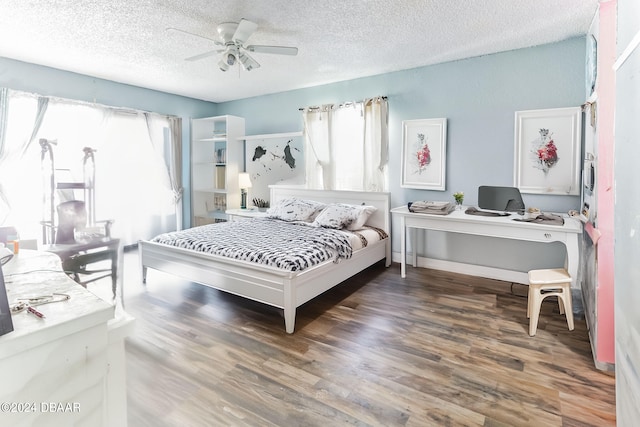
139;186;391;333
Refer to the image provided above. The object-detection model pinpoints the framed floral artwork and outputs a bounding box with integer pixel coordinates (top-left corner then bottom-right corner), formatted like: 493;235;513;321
400;118;447;190
514;107;582;195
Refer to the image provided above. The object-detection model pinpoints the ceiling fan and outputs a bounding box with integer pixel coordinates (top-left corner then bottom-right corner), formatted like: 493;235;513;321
169;19;298;72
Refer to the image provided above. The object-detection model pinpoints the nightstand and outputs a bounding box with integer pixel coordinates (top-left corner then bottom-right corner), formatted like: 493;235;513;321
225;208;269;221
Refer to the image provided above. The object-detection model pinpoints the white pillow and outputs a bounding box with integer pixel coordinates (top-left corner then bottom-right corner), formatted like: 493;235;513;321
266;198;326;222
313;204;377;230
346;205;377;230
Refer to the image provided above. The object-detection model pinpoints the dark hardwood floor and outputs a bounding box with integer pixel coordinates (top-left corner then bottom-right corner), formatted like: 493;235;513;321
114;252;616;426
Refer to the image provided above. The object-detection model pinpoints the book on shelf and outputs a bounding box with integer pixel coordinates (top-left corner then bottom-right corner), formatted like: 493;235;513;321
212;126;227;138
206;196;226;212
215;148;226;163
215;167;226;189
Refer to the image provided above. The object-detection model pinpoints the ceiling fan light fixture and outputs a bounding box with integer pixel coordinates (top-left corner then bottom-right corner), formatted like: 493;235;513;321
224;46;238;66
238;51;260;71
225;52;236;66
218;58;230;72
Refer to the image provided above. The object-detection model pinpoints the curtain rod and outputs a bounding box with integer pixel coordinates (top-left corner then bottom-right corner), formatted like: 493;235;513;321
299;96;387;111
5;87;180;119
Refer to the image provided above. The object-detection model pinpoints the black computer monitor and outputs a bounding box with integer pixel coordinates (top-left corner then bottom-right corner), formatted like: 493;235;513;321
0;262;14;336
478;186;525;212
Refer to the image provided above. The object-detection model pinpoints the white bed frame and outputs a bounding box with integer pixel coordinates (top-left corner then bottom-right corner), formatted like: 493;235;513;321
139;186;391;333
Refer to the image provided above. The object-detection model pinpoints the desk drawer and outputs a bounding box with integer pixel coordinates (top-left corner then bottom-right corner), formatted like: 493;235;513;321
508;228;567;243
405;218;570;243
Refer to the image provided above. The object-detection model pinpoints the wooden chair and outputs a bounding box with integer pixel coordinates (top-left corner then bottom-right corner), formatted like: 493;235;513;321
44;200;120;299
527;268;574;336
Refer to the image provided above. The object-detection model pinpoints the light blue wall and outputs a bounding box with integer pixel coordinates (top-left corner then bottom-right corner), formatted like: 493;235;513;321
1;37;587;277
219;38;586;275
0;56;219;224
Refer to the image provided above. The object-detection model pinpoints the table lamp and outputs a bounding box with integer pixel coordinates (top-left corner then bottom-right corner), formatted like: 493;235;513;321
238;173;252;209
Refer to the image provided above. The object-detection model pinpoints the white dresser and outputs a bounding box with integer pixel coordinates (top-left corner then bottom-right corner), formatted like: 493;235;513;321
0;250;134;427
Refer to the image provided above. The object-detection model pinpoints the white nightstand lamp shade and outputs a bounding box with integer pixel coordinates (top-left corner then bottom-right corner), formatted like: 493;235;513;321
238;173;252;209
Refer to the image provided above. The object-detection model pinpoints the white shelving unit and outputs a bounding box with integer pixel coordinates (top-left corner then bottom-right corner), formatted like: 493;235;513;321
241;131;303;140
191;115;245;226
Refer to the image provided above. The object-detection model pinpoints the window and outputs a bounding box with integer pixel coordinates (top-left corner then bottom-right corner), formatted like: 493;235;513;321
0;89;181;245
301;97;388;192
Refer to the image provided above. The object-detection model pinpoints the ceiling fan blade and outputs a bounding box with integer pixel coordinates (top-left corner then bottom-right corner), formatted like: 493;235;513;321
246;45;298;56
233;19;258;45
185;49;223;62
166;27;222;45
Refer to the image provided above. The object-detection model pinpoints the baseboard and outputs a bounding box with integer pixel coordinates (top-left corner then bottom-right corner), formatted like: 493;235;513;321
392;252;529;284
391;252;587;318
590;340;616;372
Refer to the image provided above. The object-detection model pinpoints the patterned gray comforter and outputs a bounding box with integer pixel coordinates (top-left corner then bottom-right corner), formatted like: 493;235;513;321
150;219;353;272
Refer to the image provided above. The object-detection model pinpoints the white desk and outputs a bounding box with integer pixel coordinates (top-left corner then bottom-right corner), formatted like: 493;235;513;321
391;206;582;286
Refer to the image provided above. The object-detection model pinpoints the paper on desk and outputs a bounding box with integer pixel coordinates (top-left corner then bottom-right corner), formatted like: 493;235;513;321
408;201;455;215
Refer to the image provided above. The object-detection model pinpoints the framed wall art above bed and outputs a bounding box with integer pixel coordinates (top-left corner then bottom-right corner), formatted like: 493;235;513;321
243;132;305;204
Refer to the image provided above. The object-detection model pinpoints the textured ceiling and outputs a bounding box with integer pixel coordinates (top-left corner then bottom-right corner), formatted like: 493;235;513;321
0;0;598;103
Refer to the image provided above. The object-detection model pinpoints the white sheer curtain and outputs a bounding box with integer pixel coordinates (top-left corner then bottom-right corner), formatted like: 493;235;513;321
167;116;183;230
0;89;180;246
0;91;43;238
302;97;388;191
302;106;333;189
0;88;10;224
145;112;184;231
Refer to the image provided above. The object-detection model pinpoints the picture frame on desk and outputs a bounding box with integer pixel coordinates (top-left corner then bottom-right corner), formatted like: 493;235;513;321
513;107;581;195
400;118;447;191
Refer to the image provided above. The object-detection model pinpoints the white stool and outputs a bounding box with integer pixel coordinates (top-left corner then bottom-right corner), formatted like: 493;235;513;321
527;268;574;336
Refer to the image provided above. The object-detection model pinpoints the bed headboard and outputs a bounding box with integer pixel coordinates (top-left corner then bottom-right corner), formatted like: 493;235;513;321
269;185;390;233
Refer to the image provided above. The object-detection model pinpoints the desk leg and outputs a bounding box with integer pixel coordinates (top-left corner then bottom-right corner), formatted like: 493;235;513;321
566;234;579;288
400;216;406;278
410;228;417;268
